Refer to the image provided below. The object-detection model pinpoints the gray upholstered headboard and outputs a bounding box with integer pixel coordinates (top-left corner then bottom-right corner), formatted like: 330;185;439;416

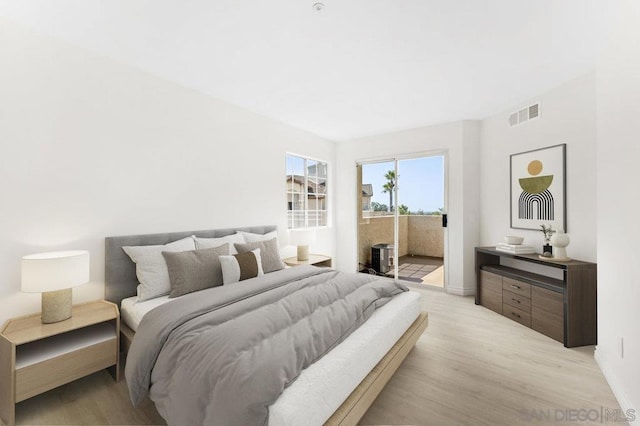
104;225;278;306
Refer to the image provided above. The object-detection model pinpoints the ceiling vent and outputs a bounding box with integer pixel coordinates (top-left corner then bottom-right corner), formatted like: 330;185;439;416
509;103;540;127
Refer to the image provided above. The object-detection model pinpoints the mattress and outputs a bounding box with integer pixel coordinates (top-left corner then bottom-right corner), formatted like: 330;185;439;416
269;290;421;425
121;295;172;332
121;287;421;424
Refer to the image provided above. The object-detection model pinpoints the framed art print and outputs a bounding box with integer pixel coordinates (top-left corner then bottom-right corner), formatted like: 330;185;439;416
510;144;566;231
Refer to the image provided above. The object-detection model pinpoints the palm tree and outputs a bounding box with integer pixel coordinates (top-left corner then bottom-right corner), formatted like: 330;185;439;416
381;170;397;212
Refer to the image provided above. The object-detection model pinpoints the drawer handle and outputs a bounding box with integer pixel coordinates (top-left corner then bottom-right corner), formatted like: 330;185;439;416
512;298;520;304
511;312;521;318
510;284;521;290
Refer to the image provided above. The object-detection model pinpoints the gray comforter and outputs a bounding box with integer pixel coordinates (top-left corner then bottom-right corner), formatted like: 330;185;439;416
125;265;407;426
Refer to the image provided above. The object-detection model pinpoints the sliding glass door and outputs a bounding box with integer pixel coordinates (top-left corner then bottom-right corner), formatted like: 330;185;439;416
357;160;398;279
357;153;447;288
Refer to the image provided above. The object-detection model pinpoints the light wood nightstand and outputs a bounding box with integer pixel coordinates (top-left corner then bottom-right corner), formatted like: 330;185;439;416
0;300;119;426
284;254;332;268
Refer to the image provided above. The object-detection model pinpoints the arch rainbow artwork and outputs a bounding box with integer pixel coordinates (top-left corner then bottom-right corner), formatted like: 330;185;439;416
510;144;566;231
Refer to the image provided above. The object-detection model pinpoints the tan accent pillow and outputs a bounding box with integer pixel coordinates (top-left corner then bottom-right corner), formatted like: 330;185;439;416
234;238;285;274
219;249;264;284
162;244;229;298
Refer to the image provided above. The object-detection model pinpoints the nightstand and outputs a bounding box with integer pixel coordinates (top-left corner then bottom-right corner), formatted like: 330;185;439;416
284;254;332;268
0;300;119;426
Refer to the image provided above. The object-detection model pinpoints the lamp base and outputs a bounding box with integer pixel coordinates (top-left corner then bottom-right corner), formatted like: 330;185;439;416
297;245;310;261
553;247;568;261
41;288;72;324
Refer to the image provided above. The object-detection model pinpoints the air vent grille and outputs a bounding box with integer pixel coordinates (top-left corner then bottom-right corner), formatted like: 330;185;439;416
518;108;529;123
509;103;540;127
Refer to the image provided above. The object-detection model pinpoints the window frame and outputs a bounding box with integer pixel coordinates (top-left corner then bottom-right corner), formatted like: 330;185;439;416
286;153;329;229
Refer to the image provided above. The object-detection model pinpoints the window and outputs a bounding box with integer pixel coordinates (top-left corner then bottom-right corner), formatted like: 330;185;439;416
286;154;328;229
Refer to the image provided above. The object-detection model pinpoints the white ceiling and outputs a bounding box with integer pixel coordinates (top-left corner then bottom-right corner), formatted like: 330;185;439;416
0;1;597;141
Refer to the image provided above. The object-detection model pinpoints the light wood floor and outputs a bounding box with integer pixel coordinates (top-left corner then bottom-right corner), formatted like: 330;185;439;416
11;287;620;425
360;286;620;425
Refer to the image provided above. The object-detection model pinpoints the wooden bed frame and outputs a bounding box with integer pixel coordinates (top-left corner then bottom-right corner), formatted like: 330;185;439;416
320;311;427;425
105;226;428;426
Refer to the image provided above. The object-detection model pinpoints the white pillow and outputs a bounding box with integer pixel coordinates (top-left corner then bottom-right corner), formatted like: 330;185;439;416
219;248;264;284
240;230;280;246
192;232;245;254
123;237;196;302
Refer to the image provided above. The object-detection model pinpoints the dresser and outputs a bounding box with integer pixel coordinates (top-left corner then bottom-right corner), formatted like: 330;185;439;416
475;247;597;348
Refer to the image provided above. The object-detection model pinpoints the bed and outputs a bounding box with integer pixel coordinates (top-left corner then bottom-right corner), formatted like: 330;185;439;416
105;226;428;425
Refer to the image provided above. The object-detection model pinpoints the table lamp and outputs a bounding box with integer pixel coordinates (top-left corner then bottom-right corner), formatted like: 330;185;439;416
21;250;90;324
289;229;317;261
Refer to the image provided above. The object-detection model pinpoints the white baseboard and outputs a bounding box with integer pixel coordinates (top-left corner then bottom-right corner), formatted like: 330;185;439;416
402;282;475;297
594;347;637;422
446;286;476;296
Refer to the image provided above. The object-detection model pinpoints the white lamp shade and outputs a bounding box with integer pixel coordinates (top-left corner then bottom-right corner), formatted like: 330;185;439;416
289;229;317;246
21;250;90;293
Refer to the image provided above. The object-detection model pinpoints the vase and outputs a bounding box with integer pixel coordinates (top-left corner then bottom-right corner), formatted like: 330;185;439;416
550;230;570;260
542;242;553;255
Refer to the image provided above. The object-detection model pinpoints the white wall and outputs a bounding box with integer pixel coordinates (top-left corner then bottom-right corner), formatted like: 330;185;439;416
335;121;480;295
0;19;336;325
594;1;640;416
461;121;481;293
480;73;598;262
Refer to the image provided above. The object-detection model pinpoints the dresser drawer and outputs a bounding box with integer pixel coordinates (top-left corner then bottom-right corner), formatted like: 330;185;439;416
480;271;503;314
503;290;531;311
503;277;531;298
531;286;564;342
532;307;563;343
531;286;563;315
480;271;502;293
502;303;531;328
481;287;502;314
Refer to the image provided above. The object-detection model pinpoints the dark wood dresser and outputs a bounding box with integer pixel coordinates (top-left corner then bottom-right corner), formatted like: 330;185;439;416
475;247;597;348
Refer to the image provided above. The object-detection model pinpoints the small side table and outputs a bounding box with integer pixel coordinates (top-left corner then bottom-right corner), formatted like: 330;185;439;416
284;254;332;268
0;300;119;426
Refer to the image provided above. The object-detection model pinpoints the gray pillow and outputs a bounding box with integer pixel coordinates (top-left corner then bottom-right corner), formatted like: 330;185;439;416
234;237;285;273
162;244;229;298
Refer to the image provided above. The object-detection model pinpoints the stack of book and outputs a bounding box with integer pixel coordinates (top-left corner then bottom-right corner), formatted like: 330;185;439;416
495;243;535;254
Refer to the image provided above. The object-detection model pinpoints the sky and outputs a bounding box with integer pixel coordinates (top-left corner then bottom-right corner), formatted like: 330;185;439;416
362;156;445;213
